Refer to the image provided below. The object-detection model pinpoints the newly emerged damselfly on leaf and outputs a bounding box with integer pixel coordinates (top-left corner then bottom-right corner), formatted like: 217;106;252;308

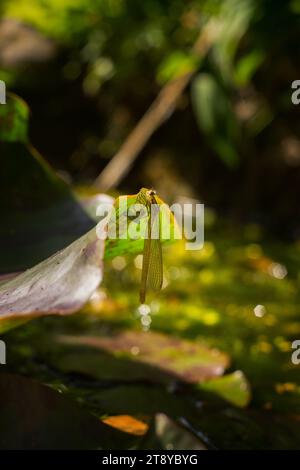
136;188;163;304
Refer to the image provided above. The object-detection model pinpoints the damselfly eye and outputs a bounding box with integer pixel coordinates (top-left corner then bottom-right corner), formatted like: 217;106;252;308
148;189;156;196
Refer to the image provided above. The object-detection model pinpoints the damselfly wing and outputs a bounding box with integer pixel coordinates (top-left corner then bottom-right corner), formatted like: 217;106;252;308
137;189;163;303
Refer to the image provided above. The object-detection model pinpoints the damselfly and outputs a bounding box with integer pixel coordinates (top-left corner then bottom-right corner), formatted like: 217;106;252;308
136;188;163;304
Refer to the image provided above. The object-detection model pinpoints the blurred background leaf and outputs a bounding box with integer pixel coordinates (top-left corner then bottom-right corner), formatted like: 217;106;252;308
191;73;239;166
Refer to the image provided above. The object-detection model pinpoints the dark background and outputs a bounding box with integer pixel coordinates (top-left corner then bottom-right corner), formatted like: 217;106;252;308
1;0;300;239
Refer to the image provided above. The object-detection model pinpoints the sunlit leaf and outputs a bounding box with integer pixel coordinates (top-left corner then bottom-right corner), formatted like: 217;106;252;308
198;370;251;407
102;415;150;436
54;330;229;383
0;225;107;329
104;191;179;260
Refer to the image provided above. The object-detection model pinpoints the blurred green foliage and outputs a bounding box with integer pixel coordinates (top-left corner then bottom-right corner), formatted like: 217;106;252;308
1;0;299;232
2;0;299;164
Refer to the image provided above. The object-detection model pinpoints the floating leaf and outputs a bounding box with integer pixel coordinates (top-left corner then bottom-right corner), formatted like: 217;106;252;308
102;415;150;436
0;373;137;450
66;380;300;449
54;330;229;383
198;370;251;407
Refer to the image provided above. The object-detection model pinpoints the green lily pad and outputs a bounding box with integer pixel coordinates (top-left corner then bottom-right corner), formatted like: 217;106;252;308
198;370;251;407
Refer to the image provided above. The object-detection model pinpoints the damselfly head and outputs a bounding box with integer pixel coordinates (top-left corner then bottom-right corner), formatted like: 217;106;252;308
137;188;157;205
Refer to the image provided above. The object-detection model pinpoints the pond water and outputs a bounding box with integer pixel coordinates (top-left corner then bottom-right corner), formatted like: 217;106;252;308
3;224;300;449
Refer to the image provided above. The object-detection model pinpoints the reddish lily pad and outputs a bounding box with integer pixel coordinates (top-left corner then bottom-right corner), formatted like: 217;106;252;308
0;226;106;326
55;330;229;383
